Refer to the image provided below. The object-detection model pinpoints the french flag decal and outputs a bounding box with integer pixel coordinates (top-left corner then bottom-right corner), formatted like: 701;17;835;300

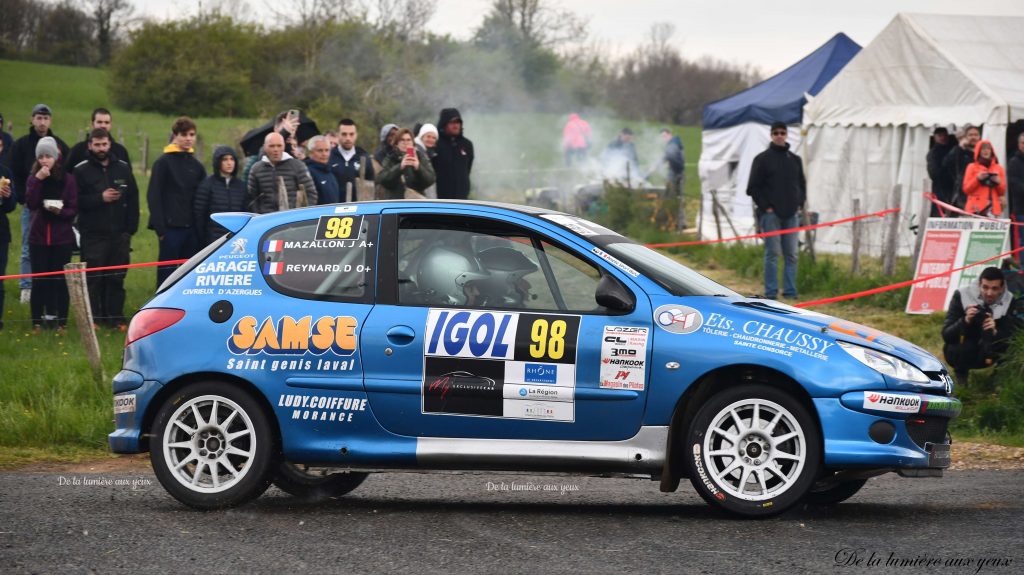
264;262;285;275
264;240;284;253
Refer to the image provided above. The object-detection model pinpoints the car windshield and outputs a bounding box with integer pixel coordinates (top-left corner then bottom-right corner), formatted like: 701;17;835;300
603;242;738;297
540;213;738;297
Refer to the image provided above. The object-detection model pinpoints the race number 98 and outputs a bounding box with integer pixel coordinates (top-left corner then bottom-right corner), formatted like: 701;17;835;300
315;215;363;240
529;318;566;360
514;314;579;364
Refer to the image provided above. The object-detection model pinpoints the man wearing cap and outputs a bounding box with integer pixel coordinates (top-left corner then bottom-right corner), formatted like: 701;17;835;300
433;109;474;200
943;124;981;208
747;121;806;300
11;104;69;304
926;127;956;216
66;108;132;173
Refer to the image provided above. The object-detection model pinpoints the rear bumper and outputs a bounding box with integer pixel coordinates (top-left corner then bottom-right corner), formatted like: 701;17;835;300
108;375;163;454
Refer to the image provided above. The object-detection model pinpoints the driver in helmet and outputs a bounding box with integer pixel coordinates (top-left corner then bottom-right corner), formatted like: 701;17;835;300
416;237;538;308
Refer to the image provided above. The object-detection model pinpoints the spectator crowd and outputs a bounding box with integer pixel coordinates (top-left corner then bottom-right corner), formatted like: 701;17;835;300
0;103;477;332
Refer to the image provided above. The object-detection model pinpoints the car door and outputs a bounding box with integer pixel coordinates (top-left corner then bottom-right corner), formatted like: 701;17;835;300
222;211;379;454
361;208;653;441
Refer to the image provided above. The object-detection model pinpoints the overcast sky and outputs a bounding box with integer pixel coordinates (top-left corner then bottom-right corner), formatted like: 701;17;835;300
134;0;1024;74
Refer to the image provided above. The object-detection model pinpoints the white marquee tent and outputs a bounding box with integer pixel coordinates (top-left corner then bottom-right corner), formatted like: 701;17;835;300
698;34;861;241
803;13;1024;255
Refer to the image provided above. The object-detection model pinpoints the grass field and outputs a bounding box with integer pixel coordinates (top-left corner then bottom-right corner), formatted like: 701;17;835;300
0;58;1015;463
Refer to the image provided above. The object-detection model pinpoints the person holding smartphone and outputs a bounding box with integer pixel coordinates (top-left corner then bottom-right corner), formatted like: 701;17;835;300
376;128;435;200
74;127;139;330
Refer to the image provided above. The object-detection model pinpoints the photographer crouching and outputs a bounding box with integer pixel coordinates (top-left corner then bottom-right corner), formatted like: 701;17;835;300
943;266;1020;384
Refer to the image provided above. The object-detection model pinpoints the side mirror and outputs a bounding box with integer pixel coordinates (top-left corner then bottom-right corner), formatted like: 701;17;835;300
596;273;635;313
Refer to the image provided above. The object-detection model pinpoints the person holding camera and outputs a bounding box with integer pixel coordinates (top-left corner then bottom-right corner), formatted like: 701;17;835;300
377;128;435;200
73;128;139;329
962;140;1007;217
943;267;1019;384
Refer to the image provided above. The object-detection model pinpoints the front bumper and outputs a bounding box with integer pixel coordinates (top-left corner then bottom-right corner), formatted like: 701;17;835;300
814;391;961;470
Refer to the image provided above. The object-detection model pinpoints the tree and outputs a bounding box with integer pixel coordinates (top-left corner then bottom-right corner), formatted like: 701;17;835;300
109;14;262;116
85;0;135;65
475;0;586;50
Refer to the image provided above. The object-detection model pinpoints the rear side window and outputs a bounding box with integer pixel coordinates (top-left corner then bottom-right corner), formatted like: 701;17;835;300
260;214;378;303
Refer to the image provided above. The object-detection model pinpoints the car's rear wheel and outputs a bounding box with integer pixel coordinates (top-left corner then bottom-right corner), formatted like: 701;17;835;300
685;384;821;517
804;477;868;505
272;463;368;500
150;382;274;510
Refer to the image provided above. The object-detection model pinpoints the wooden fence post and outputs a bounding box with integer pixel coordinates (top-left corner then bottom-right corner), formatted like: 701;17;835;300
913;177;931;264
64;262;103;383
142;135;150;177
851;198;862;275
882;184;903;276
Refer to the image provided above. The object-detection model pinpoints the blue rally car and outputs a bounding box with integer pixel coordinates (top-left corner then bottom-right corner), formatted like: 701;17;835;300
110;201;961;517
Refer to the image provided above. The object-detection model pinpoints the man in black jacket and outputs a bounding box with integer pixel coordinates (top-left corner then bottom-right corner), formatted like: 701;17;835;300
1008;132;1024;263
943;267;1020;385
147;117;206;288
11;104;69;303
432;108;474;200
0;141;16;330
747;121;806;299
942;124;981;208
329;118;374;202
66;108;131;173
926;127;956;216
74;128;139;328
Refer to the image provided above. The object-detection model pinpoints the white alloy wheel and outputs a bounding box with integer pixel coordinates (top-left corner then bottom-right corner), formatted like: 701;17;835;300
162;394;257;493
701;398;807;501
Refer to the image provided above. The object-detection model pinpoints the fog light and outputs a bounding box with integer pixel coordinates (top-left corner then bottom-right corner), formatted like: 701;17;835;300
869;421;896;444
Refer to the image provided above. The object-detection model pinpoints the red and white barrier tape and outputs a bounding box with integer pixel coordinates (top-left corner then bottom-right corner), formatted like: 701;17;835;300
923;192;1023;225
644;208;901;248
0;259;188;281
795;245;1024;308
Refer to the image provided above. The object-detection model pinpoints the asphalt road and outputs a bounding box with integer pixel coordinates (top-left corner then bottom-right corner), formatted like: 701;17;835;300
0;469;1020;574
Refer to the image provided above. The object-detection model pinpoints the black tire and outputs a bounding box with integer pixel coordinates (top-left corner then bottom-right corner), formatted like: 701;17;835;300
804;477;868;505
684;384;821;517
150;381;275;510
272;462;368;501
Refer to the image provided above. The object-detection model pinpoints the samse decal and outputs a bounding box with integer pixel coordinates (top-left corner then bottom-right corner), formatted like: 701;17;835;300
228;315;358;355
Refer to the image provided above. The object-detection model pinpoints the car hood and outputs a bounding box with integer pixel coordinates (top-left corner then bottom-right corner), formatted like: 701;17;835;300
716;297;945;373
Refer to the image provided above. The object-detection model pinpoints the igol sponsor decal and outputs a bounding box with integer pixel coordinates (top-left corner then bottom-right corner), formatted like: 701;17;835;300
864;392;921;413
654;305;703;334
692;444;726;501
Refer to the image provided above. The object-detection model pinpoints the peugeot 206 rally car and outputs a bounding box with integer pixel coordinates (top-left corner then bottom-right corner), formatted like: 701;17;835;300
110;201;961;517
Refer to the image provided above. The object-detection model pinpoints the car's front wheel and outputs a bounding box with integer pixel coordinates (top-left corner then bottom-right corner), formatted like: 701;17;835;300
273;463;368;501
685;384;821;517
150;382;275;510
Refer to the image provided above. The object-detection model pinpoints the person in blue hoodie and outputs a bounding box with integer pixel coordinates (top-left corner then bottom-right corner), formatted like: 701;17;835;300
193;145;246;246
304;136;341;205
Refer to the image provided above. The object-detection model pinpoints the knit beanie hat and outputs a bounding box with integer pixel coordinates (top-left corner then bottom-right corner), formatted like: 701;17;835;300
36;136;59;159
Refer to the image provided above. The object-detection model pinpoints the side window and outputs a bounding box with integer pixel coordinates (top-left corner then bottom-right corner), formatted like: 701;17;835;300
261;214;377;302
397;216;605;313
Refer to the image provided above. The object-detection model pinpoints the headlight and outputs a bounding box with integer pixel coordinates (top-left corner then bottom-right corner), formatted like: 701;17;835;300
837;341;930;383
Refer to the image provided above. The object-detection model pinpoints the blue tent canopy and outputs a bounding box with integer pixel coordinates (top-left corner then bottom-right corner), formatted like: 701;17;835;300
702;33;861;130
